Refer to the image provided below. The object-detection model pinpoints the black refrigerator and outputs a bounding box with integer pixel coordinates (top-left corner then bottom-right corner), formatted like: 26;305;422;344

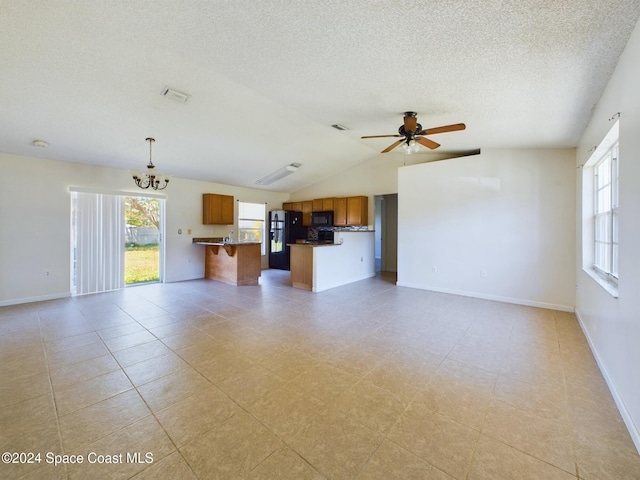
269;210;307;270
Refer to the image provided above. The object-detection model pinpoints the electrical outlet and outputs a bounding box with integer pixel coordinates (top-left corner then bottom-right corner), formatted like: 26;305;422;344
178;228;182;234
187;229;192;235
431;266;437;273
44;270;51;276
480;269;488;278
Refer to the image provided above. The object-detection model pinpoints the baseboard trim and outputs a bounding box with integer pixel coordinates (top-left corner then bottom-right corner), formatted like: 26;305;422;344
574;309;640;454
0;292;71;307
395;282;575;312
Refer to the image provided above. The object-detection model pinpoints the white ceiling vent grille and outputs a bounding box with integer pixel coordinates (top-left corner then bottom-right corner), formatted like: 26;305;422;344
161;87;190;103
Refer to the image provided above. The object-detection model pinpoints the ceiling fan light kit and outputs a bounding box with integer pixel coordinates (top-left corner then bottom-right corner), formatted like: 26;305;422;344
362;111;465;154
401;139;420;154
132;137;170;190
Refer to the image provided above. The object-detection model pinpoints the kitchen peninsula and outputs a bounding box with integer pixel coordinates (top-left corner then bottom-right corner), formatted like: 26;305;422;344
193;238;261;286
289;231;375;292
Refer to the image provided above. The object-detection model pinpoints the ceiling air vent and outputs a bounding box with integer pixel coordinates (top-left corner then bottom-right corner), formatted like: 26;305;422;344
161;87;190;103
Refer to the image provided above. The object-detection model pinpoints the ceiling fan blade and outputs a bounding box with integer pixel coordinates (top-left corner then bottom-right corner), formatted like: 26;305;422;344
361;134;403;139
419;123;466;135
417;136;440;150
381;139;404;153
404;115;418;133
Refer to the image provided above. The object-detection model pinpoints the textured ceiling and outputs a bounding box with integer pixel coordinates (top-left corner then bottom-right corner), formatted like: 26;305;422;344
1;1;639;192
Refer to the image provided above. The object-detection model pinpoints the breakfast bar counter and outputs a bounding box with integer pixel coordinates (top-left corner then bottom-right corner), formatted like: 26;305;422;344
193;238;261;286
289;231;375;292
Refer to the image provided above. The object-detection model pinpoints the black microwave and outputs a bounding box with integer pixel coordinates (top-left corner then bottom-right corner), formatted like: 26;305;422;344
311;211;334;227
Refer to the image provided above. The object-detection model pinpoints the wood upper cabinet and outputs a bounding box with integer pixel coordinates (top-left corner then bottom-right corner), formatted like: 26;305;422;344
302;200;313;226
289;195;367;226
282;201;305;216
283;201;305;214
346;196;368;226
333;197;347;226
312;198;335;212
203;193;234;225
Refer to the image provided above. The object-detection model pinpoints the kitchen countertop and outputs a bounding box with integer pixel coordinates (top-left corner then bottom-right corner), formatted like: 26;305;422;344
193;237;260;246
288;242;341;247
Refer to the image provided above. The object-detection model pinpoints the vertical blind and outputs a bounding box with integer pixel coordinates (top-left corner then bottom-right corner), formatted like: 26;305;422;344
71;191;125;295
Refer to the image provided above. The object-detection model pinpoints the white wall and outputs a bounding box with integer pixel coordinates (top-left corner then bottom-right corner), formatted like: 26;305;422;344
575;17;640;452
397;149;576;311
0;152;288;305
313;231;375;292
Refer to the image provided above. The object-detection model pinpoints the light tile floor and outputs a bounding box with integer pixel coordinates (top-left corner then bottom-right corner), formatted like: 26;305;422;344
1;270;639;479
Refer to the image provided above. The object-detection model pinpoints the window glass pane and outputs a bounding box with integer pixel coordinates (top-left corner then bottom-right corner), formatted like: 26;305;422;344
594;215;605;242
598;185;610;212
598;159;610;185
238;202;266;255
238;220;262;242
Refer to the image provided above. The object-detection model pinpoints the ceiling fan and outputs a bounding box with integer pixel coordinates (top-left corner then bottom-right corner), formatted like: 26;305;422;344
362;111;466;154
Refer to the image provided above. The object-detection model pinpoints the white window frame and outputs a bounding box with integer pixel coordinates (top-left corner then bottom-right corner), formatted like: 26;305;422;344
238;201;267;255
583;120;619;296
593;144;618;281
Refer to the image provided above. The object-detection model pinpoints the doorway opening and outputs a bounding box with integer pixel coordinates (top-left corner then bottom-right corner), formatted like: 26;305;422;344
374;194;398;274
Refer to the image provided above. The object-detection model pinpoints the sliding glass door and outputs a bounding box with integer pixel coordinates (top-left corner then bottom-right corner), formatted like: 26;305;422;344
124;196;161;285
71;189;165;295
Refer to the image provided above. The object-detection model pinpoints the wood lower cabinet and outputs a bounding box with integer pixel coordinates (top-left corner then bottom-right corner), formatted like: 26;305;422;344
203;194;234;225
289;244;313;290
347;196;368;226
204;243;261;286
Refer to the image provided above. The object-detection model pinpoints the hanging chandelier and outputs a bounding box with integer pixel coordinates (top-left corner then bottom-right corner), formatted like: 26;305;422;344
132;137;169;190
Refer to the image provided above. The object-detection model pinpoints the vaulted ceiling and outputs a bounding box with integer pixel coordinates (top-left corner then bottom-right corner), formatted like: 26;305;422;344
1;1;639;192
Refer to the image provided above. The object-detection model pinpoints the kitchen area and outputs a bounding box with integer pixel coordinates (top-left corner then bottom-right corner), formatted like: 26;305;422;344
192;193;375;291
269;196;375;292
